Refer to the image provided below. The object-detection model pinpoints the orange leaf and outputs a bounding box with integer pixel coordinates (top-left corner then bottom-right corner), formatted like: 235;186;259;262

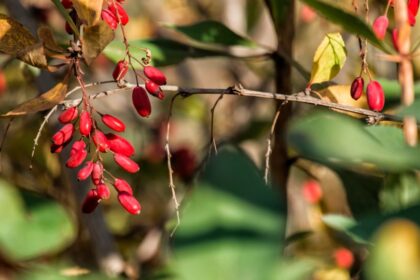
72;0;104;27
82;21;114;65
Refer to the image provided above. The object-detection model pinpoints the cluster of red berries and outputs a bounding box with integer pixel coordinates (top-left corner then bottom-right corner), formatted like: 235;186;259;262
350;77;385;112
101;0;129;30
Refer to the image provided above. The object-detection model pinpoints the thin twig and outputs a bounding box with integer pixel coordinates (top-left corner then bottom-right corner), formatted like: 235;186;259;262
208;93;225;156
165;93;182;237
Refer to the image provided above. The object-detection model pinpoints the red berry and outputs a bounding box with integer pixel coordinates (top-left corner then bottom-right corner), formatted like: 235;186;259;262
0;70;7;95
367;80;385;112
58;106;78;124
91;162;104;185
145;80;165;100
112;60;129;81
52;123;74;146
372;15;389;40
66;148;87;168
102;114;125;132
113;178;133;195
118;192;141;215
61;0;73;9
79;111;92;136
108;2;129;25
408;0;419;19
106;133;135;157
114;153;140;173
334;248;354;269
77;161;94;181
70;140;86;156
172;147;196;182
302;180;323;204
96;183;111;200
92;130;109;152
132;86;151;117
350;77;364;101
82;189;101;213
101;9;118;30
143;66;167;85
392;28;399;52
50;143;64;154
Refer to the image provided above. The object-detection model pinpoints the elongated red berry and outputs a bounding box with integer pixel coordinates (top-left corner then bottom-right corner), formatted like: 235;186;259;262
70;140;86;156
132;86;151;117
112;60;129;81
146;80;165;100
61;0;73;9
372;15;389;40
408;0;419;19
106;133;135;157
118;192;141;214
58;106;78;124
77;161;94;181
66;148;87;168
350;77;364;100
101;9;118;30
113;178;133;195
114;153;140;173
91;162;104;185
93;130;109;152
144;66;167;85
51;143;64;154
367;80;385;111
302;180;323;204
392;28;399;52
108;2;129;25
82;189;101;213
52;123;74;146
102;114;125;132
409;10;416;26
79;111;92;136
96;183;111;200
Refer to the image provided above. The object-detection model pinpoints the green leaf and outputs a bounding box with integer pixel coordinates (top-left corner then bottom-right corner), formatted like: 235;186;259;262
397;98;420;120
287;111;420;172
165;20;257;47
309;33;346;84
103;39;225;67
0;180;76;260
300;0;391;53
380;172;420;212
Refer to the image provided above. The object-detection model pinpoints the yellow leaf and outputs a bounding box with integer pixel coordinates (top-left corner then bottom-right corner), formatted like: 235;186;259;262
37;26;65;54
82;21;114;65
0;14;48;68
317;85;367;117
1;74;69;118
72;0;104;27
310;33;347;85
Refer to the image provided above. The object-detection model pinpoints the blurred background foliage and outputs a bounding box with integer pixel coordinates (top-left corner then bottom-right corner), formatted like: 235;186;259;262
0;0;420;279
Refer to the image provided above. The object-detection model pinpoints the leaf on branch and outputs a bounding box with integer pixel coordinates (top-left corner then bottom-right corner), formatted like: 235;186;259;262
37;26;65;54
72;0;103;27
0;14;47;69
309;33;346;85
318;85;368;117
0;74;70;118
82;21;114;65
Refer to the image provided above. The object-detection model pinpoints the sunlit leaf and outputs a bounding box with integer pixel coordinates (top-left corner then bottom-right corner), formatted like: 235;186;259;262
72;0;103;27
309;33;346;85
82;21;114;65
318;84;368;116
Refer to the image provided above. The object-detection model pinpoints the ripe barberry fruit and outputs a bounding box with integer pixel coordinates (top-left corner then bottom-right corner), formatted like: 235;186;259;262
118;192;141;214
82;189;101;213
114;153;140;173
61;0;73;9
77;161;94;181
70;139;86;155
108;2;129;25
372;15;389;40
66;148;87;168
93;130;109;152
350;77;364;100
408;0;419;26
58;106;78;124
96;183;111;200
132;86;151;117
52;123;74;146
144;66;167;85
112;60;129;81
102;114;126;132
392;28;399;52
91;162;104;185
302;180;323;204
113;178;133;195
101;9;118;30
334;248;354;269
79;111;92;136
106;133;135;157
146;80;164;100
50;143;64;154
367;80;385;111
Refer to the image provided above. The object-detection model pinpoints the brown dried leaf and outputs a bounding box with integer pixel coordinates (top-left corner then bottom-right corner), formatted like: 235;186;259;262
82;21;114;65
0;14;47;68
72;0;104;27
1;75;69;118
37;26;65;54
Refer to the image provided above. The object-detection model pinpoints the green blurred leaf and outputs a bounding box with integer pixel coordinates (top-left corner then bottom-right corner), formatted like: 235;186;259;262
0;180;76;260
103;39;225;67
300;0;391;53
287;111;420;172
397;98;420;120
165;20;257;47
380;172;420;212
309;33;346;84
